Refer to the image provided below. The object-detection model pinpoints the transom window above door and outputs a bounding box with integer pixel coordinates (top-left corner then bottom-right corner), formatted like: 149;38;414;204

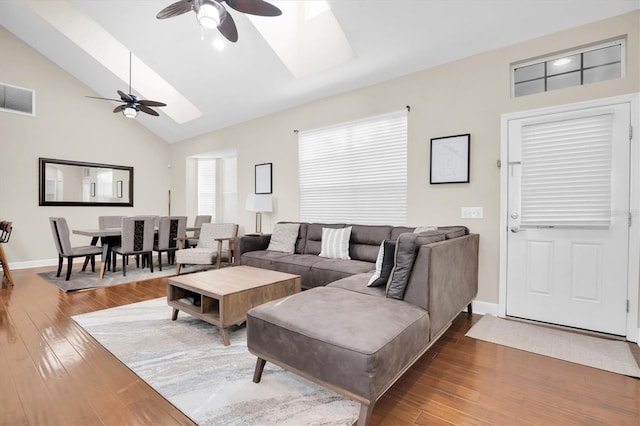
512;39;625;98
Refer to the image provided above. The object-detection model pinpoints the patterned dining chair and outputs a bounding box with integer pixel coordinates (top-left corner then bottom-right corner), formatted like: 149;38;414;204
49;217;103;281
111;216;155;276
153;216;187;270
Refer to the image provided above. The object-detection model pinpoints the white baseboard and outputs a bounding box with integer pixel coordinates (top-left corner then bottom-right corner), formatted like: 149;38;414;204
8;258;58;270
468;300;499;316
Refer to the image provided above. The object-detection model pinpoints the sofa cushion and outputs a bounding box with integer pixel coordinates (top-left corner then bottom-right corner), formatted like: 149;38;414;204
437;225;469;239
386;231;445;300
241;250;291;270
267;223;300;253
348;224;392;262
329;273;386;297
390;226;415;239
319;226;352;260
368;239;396;287
246;286;431;400
310;258;375;287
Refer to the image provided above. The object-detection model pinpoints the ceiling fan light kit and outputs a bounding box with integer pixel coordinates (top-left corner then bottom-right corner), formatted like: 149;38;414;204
196;0;226;29
123;106;138;119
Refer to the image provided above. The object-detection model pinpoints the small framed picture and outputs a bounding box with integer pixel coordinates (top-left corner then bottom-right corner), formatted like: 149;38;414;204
255;163;272;194
430;134;470;184
116;180;123;198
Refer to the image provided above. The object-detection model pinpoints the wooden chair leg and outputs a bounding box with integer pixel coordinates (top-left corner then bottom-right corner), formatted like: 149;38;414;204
148;252;154;272
122;256;127;276
90;255;96;272
253;358;266;383
158;252;163;271
176;263;182;275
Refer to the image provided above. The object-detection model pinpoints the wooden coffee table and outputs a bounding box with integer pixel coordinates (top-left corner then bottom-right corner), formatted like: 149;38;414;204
167;266;301;346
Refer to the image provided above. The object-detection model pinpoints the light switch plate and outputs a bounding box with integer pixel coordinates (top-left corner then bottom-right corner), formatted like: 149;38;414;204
461;207;483;219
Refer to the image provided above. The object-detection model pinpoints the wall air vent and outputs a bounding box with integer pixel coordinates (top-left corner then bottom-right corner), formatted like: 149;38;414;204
0;82;35;116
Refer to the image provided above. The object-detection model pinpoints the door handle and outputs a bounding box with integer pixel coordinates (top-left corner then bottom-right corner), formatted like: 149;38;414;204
510;226;522;233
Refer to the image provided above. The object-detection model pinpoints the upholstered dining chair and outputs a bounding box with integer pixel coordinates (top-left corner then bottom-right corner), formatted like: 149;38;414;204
111;216;155;276
153;216;187;270
98;215;125;271
175;223;238;274
188;215;212;247
49;217;103;281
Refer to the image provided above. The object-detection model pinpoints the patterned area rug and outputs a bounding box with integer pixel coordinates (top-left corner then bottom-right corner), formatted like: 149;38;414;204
72;298;360;425
38;264;210;292
466;314;640;378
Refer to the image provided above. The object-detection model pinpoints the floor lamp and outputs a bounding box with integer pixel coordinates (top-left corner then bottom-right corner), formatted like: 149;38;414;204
245;194;273;234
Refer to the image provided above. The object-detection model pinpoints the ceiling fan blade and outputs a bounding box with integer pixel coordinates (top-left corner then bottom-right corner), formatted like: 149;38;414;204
156;0;195;19
138;104;160;116
86;95;124;103
218;12;238;42
224;0;281;16
113;105;126;113
137;99;167;107
117;90;134;102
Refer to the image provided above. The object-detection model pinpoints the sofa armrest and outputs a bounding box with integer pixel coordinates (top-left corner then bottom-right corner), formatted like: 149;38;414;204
426;233;479;338
235;234;272;265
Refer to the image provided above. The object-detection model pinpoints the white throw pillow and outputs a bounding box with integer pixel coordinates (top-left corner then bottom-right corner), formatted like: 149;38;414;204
367;241;385;286
267;223;300;253
319;227;351;260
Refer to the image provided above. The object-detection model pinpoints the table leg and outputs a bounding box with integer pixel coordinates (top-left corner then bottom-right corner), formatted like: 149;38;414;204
0;244;14;287
220;327;230;346
172;308;179;321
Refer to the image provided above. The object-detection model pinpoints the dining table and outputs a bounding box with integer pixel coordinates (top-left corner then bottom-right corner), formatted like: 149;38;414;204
73;227;199;279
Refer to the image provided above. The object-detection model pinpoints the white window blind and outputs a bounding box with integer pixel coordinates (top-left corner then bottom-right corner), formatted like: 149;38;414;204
197;159;216;217
221;156;237;222
520;113;613;228
298;110;407;225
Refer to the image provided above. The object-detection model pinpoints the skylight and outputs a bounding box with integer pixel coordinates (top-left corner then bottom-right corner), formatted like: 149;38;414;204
25;0;202;124
246;0;355;78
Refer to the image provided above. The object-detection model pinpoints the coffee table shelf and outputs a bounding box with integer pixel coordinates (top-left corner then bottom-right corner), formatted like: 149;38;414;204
167;266;300;345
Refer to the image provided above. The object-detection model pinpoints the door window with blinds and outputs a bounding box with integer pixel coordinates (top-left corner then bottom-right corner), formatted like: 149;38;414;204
298;110;407;225
520;112;614;228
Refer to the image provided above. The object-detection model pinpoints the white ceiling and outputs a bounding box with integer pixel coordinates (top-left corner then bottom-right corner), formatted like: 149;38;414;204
1;0;638;144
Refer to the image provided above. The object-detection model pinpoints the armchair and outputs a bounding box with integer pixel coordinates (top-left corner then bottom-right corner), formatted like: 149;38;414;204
175;223;238;274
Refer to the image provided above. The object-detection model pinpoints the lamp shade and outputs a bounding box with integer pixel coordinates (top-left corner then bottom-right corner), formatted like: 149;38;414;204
245;194;273;212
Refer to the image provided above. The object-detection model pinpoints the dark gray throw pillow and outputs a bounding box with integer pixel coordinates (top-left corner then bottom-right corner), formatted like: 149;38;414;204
368;240;396;287
386;231;445;300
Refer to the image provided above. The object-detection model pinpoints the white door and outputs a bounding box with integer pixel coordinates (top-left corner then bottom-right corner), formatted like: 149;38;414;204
506;103;631;335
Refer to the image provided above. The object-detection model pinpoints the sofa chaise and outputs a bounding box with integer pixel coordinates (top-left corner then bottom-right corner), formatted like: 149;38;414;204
238;222;479;425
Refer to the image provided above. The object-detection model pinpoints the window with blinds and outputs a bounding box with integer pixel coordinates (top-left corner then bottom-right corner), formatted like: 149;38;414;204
197;159;216;217
520;112;613;228
298;109;407;225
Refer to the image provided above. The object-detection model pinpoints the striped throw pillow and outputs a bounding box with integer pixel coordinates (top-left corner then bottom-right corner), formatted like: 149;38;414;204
319;227;351;260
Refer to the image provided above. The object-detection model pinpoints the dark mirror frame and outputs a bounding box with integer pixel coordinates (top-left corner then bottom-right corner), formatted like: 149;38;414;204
39;158;134;207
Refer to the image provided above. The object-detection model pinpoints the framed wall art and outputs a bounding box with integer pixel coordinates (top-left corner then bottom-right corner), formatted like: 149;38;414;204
430;133;470;184
255;162;272;194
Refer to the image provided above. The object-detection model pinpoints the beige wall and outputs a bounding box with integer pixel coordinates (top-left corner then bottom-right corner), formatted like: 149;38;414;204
169;11;640;308
0;27;171;265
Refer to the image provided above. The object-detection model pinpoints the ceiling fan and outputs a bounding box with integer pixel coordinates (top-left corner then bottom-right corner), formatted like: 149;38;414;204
156;0;282;43
86;52;166;119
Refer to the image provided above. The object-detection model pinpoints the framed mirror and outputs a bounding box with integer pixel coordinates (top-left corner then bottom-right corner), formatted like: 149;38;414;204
39;158;134;207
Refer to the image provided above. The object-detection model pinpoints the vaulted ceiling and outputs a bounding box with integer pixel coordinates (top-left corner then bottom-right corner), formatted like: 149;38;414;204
1;0;638;143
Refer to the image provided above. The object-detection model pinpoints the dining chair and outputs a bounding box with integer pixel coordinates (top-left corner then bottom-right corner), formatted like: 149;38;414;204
154;216;187;270
111;216;155;276
0;220;14;286
175;223;238;274
49;217;103;281
98;215;125;271
188;215;212;247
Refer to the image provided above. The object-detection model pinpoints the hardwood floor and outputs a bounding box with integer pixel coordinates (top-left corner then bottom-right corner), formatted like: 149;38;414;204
2;266;639;425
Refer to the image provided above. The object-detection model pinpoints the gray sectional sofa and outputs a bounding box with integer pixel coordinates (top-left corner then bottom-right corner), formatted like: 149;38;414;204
239;222;479;425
